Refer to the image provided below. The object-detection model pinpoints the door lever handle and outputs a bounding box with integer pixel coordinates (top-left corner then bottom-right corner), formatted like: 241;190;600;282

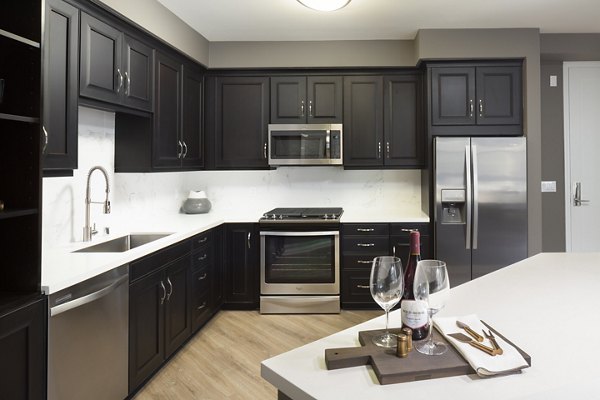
574;182;591;206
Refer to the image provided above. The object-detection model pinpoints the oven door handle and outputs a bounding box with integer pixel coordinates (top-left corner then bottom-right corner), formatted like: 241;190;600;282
260;231;339;237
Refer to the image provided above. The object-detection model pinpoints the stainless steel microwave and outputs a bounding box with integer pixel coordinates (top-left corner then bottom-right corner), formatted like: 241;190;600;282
268;124;343;166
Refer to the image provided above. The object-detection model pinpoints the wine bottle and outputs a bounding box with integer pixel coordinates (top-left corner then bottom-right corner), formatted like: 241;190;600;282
401;230;429;340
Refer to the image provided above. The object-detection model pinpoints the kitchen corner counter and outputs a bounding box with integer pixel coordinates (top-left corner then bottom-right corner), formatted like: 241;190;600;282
261;253;600;399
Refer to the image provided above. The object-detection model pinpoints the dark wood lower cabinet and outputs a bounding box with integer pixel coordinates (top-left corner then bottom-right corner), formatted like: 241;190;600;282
0;296;47;400
223;224;259;309
163;256;192;358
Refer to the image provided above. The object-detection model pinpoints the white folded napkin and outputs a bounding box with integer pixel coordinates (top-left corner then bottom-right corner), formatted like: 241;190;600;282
434;314;530;377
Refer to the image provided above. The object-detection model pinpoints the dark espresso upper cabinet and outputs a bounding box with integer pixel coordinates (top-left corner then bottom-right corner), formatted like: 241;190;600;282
80;12;153;112
181;63;204;169
429;62;522;135
153;51;181;169
270;76;342;124
210;76;269;169
343;76;384;167
43;0;79;172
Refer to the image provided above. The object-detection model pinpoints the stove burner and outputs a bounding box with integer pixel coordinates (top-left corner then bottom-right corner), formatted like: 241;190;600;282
261;207;343;222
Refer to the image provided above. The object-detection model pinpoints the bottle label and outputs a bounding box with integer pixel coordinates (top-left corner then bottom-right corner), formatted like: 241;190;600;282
401;299;428;329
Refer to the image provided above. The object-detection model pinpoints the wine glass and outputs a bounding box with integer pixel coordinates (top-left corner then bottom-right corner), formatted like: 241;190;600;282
413;260;450;355
370;256;403;348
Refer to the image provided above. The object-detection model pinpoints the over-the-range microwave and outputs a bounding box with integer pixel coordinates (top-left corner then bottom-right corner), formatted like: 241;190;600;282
268;124;343;166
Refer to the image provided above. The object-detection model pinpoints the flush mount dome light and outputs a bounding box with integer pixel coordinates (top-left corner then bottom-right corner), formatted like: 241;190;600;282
297;0;351;11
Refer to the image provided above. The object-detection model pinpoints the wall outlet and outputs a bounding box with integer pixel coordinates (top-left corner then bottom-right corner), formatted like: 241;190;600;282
541;181;557;192
550;75;558;87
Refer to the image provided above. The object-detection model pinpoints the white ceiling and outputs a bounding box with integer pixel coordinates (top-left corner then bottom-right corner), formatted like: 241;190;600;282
156;0;600;42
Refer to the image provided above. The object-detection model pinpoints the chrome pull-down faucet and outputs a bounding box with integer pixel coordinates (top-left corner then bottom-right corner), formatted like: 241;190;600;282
83;166;111;242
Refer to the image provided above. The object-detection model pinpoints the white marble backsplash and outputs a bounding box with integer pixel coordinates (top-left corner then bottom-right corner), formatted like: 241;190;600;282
43;108;424;249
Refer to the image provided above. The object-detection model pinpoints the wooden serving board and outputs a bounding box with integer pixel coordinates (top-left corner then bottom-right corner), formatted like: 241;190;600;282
324;323;531;385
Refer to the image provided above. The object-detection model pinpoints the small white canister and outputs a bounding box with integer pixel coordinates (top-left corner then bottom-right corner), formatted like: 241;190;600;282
182;190;212;214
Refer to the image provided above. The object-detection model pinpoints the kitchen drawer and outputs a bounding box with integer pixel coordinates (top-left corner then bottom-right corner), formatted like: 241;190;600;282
342;223;389;236
341;270;377;309
389;223;430;236
191;245;213;272
130;239;191;282
192;230;212;250
343;255;378;269
342;236;389;254
192;265;210;294
191;267;211;331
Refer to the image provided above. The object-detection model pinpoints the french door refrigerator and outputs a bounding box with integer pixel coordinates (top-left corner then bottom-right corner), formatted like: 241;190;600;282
434;137;527;286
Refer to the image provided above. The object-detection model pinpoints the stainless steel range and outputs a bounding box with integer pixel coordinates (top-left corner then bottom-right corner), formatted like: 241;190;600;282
259;208;342;314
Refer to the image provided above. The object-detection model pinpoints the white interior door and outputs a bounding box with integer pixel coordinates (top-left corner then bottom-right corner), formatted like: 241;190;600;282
563;62;600;251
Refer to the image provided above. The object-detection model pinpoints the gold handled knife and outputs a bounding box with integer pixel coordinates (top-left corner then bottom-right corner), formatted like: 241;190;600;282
456;320;484;342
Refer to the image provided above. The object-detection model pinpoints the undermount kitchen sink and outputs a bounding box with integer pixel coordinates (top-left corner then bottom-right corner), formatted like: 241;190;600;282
73;233;173;253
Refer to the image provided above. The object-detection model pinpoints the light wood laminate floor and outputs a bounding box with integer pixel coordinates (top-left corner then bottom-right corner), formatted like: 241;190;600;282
134;310;379;400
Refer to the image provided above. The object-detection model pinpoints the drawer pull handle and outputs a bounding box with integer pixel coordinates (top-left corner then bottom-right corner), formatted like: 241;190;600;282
357;243;375;247
197;302;207;310
198;237;208;244
357;260;372;264
356;285;370;289
198;254;208;261
198;273;208;281
357;228;375;232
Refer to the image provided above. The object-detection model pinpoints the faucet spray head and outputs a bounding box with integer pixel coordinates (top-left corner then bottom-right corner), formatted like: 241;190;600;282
104;200;111;214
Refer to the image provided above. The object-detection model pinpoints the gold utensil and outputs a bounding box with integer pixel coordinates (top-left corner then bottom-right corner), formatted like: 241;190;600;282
456;320;484;342
448;332;497;356
483;329;503;355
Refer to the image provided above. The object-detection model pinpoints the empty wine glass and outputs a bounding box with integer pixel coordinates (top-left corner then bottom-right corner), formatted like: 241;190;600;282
370;256;403;348
413;260;450;355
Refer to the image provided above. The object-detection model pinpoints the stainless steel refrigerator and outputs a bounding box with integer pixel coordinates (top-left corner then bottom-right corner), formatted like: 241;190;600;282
434;137;527;287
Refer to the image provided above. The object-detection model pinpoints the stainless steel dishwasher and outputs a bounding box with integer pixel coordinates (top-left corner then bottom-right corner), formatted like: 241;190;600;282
48;264;129;400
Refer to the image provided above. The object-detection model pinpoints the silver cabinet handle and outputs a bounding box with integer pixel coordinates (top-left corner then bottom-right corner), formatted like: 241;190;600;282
198;254;208;261
177;140;183;159
160;281;166;305
124;71;130;95
198;273;207;281
182;141;188;158
356;228;374;232
574;182;591;206
309;100;313;117
392;245;396;256
166;277;173;301
356;285;370;289
198;236;208;244
247;232;251;249
301;100;305;117
263;142;267;159
117;68;124;93
378;142;382;159
197;301;207;310
42;126;49;154
357;260;373;264
357;243;375;247
469;99;474;117
386;142;390;159
479;99;483;117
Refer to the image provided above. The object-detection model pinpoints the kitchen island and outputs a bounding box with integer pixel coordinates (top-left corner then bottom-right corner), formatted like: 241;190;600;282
261;253;600;399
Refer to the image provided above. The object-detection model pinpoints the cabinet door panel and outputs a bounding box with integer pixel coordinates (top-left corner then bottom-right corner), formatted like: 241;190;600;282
271;76;306;123
123;35;153;112
181;64;204;168
214;77;269;169
476;66;522;126
307;76;342;123
384;75;423;167
343;76;384;167
431;67;475;126
164;256;191;357
43;0;78;171
224;224;258;308
80;12;122;104
153;52;181;169
129;270;164;391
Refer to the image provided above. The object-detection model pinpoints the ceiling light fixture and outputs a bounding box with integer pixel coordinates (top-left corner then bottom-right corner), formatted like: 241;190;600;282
297;0;351;12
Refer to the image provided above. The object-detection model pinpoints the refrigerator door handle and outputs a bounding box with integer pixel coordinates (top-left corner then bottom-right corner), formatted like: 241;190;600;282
471;145;479;250
465;145;472;250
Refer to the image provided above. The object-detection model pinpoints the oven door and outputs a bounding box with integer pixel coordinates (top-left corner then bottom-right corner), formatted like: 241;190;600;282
260;230;340;295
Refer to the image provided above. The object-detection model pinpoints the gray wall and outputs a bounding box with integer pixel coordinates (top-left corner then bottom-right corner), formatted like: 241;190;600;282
208;40;416;68
97;0;209;66
539;34;600;251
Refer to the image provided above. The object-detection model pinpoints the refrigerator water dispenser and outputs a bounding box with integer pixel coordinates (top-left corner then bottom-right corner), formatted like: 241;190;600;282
441;189;466;224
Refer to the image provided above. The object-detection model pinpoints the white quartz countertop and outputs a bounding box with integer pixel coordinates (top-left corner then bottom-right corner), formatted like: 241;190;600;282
42;207;429;294
261;253;600;399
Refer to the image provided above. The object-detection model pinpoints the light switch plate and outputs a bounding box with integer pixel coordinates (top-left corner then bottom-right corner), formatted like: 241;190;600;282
550;75;558;87
541;181;557;192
